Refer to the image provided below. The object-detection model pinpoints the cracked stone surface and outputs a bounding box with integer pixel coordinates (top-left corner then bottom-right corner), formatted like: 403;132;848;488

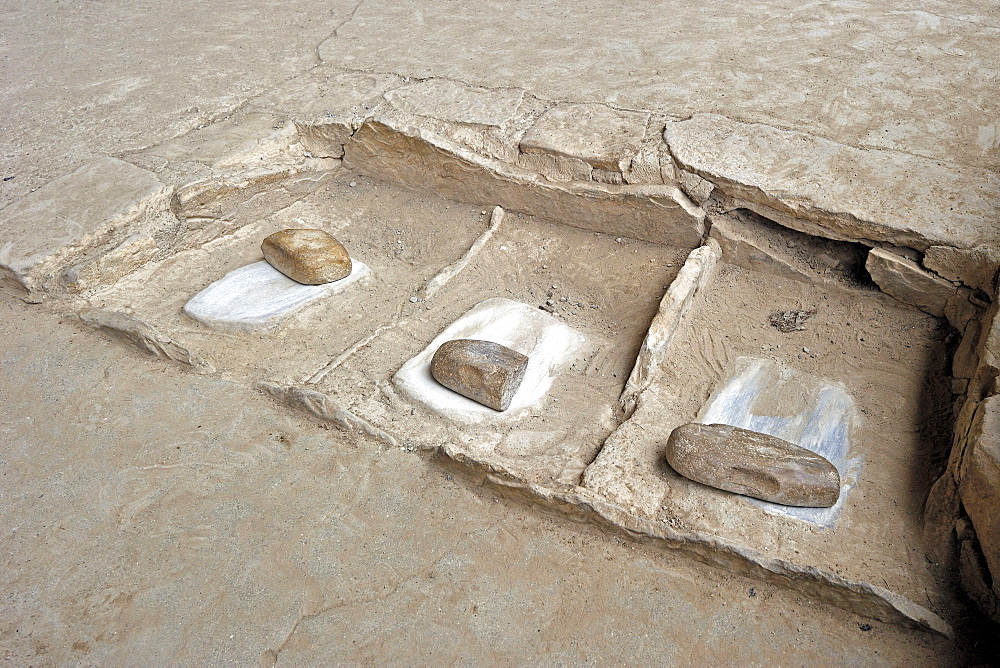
2;0;999;661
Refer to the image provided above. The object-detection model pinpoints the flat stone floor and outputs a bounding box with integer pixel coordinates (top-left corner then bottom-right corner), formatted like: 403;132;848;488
0;297;965;663
2;0;998;661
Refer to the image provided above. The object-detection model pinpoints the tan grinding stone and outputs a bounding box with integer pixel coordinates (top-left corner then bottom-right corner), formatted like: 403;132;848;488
430;339;529;412
665;423;841;508
261;228;352;285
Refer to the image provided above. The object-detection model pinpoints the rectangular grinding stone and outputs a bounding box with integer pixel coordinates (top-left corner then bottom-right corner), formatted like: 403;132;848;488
697;356;861;527
183;259;369;333
393;298;586;424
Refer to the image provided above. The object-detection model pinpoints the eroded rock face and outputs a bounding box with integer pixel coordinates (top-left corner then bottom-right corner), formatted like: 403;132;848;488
261;228;352;284
866;247;957;317
665;423;841;507
430;339;529;411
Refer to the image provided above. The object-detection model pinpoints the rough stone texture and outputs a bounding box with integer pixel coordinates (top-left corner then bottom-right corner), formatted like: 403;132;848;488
520;103;649;172
62;233;160;292
261;228;352;284
666;423;841;507
665;115;1000;271
923;245;1000;296
959;395;1000;601
866;247;958;317
78;308;212;372
709;214;867;286
343;119;703;247
430;339;529;412
0;157;168;293
620;241;720;415
385;79;525;127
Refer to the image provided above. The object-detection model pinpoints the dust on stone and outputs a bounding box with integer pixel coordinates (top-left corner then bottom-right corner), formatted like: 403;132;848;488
769;309;816;333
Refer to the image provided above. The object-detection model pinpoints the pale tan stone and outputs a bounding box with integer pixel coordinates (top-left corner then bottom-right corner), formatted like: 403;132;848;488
959;395;1000;599
665;422;841;508
385;79;524;127
866;247;957;317
520;103;648;172
0;157;168;293
665;114;1000;255
261;228;352;285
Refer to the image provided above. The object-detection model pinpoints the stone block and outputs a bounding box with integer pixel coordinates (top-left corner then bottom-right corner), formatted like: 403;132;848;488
183;259;369;333
665;114;1000;255
866;247;957;317
666;422;841;507
430;339;528;411
261;229;352;285
385;79;524;127
393;298;585;424
344;119;702;247
959;395;1000;597
0;157;168;292
520;103;649;172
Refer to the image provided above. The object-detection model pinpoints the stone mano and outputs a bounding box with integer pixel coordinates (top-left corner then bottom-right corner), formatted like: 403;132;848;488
665;422;841;508
430;339;529;412
261;228;352;285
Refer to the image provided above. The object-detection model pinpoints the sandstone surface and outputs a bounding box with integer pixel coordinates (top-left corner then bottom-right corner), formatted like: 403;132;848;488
664;115;1000;270
430;339;529;412
261;228;352;284
519;103;648;172
866;248;957;317
665;422;841;508
959;395;1000;600
0;157;167;292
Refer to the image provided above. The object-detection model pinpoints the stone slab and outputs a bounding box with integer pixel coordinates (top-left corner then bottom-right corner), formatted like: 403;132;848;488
665;114;1000;258
385;79;525;127
0;157;167;292
959;395;1000;598
343;119;703;247
520;103;649;172
620;241;719;414
696;357;861;526
183;259;369;333
866;247;957;317
393;298;585;424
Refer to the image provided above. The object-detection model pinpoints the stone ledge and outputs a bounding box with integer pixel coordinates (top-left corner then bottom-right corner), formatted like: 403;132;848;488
0;157;170;294
665;114;1000;289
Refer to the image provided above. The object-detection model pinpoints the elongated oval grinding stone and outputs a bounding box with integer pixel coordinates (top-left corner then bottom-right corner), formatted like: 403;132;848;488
261;228;352;285
430;339;529;411
665;423;841;507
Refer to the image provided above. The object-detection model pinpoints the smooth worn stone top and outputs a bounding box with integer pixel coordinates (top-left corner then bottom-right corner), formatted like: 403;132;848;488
519;103;649;171
665;422;842;508
665;114;1000;253
261;228;352;285
430;339;529;412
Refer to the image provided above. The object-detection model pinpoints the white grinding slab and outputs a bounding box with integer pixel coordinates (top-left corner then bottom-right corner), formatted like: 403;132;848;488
697;356;862;528
394;298;586;424
183;259;369;333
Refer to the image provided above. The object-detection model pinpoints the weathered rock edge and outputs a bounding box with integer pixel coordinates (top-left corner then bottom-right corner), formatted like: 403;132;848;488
258;380;951;636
